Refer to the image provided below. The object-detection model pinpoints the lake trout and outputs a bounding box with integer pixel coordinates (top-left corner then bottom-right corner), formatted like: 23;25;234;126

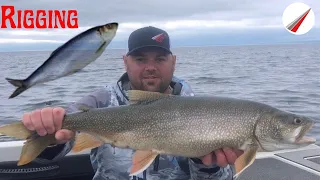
0;90;316;178
5;22;118;99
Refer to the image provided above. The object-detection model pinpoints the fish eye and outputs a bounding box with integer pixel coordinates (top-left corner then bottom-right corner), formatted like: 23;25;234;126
294;118;302;124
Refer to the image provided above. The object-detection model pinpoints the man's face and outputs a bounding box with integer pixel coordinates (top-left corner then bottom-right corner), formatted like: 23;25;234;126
123;47;176;93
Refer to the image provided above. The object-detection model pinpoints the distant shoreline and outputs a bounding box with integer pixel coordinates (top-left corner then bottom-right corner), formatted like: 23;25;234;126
0;41;319;53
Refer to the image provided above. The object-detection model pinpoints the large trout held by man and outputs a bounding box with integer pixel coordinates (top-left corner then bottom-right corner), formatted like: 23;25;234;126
0;90;316;178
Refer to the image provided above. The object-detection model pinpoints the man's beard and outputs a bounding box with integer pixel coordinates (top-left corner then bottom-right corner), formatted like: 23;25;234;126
128;70;173;93
140;72;169;93
142;80;169;93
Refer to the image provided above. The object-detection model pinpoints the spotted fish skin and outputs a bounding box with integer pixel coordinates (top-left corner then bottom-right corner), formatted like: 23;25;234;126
0;90;315;177
61;92;315;157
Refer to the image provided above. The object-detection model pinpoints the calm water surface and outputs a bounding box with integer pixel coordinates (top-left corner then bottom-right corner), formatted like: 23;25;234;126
0;44;319;145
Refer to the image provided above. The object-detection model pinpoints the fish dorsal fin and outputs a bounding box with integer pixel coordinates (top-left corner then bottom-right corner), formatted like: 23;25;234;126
77;104;93;112
233;146;258;179
127;90;171;104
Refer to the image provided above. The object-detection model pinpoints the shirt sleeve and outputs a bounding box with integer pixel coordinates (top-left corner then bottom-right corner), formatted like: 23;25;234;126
34;87;112;164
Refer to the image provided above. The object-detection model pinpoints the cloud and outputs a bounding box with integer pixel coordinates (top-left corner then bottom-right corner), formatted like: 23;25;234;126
2;0;318;26
0;38;63;43
0;0;319;51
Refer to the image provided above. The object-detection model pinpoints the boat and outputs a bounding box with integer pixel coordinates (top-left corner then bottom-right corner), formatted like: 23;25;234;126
0;139;319;180
0;140;93;180
234;144;320;180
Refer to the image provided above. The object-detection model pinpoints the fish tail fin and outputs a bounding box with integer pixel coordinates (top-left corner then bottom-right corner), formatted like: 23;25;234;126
0;121;32;140
5;78;28;99
18;134;56;166
0;122;56;166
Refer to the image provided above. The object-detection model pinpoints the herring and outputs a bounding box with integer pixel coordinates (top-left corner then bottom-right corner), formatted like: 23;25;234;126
5;22;119;99
0;90;316;178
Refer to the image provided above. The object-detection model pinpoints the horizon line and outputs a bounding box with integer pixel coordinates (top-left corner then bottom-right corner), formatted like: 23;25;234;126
0;40;319;53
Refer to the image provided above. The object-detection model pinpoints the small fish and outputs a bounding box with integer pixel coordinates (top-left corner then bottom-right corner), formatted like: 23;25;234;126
0;90;316;178
5;22;119;99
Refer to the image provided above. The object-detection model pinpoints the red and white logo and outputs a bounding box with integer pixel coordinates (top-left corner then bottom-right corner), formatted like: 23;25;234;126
282;2;315;35
152;33;165;42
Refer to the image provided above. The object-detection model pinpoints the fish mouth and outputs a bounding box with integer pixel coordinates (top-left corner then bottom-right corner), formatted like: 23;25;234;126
296;136;316;144
295;122;316;144
104;22;118;30
100;22;118;33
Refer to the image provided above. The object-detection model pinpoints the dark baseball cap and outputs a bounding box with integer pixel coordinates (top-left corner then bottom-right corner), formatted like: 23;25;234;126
126;26;172;56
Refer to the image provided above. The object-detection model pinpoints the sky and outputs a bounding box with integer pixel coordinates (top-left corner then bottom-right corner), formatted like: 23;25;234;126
0;0;319;52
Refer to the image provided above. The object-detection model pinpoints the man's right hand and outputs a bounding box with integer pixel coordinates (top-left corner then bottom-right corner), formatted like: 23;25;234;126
22;107;75;144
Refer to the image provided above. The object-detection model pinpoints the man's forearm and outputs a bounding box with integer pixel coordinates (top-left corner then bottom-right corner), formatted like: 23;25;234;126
188;158;233;180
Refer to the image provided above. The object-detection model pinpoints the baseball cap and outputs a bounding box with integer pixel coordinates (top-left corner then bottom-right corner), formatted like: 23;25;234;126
126;26;172;56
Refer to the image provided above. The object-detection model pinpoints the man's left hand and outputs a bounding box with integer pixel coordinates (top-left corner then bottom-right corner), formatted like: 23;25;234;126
200;148;244;167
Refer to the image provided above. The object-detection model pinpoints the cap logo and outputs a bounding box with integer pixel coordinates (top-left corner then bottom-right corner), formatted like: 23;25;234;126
151;33;165;42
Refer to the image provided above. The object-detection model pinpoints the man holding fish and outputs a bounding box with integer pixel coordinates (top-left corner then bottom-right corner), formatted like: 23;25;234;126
19;26;243;179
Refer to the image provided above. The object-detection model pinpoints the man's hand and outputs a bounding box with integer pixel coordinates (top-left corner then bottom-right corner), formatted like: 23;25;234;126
200;148;244;167
22;107;75;144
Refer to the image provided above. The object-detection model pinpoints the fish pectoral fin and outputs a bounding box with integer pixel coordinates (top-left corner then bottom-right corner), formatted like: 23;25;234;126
127;90;171;104
129;150;159;176
95;41;107;54
72;133;104;152
233;146;258;179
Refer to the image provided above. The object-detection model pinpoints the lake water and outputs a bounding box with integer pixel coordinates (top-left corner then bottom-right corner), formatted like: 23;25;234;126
0;43;319;145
